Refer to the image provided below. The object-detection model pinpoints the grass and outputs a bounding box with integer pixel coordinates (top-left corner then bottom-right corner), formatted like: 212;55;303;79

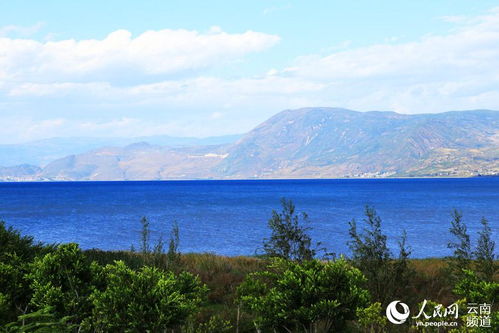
83;250;471;306
82;250;497;331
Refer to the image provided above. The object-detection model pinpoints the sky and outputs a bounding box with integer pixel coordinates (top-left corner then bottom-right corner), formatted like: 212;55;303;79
1;0;499;143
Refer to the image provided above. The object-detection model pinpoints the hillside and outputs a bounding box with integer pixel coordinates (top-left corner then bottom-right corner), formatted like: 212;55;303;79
216;108;499;178
2;108;499;180
0;134;241;167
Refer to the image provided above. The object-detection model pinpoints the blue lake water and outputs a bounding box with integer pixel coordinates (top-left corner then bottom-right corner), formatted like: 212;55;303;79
0;178;497;258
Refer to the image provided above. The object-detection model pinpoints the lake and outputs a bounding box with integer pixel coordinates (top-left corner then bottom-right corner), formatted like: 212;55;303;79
0;178;497;258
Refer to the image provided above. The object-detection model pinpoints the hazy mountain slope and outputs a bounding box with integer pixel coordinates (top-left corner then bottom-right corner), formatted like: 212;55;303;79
39;143;228;181
215;108;499;178
0;164;41;181
2;108;498;181
0;134;241;167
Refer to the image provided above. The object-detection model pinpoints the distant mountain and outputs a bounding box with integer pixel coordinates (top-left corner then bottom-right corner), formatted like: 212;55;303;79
215;108;499;178
38;143;228;181
1;108;498;181
0;134;241;166
0;164;41;181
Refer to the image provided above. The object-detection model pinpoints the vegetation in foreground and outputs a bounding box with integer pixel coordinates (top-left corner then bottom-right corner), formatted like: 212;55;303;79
0;199;497;332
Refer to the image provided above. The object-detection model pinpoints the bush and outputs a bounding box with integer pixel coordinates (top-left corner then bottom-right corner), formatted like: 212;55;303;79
2;306;76;332
0;254;32;325
0;221;47;263
356;302;387;333
27;243;96;327
195;315;233;333
453;269;498;303
0;222;52;325
89;260;207;331
237;258;369;332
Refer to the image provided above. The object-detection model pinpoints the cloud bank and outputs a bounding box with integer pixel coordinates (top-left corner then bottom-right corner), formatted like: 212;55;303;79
1;8;499;142
0;28;279;83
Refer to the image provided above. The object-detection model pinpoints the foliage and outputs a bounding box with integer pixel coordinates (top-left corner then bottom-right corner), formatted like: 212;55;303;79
348;206;413;304
447;209;472;276
0;253;33;324
134;217;183;270
474;217;496;281
393;230;414;296
195;315;233;333
0;221;47;263
0;208;496;332
27;243;96;327
450;271;499;333
262;198;320;262
0;222;53;324
453;269;498;303
355;302;387;333
140;216;150;254
237;257;369;332
2;306;76;333
167;220;182;270
89;260;207;332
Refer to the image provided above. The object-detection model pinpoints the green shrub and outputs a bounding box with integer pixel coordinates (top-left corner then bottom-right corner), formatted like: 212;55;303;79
356;302;387;333
195;315;233;333
27;243;96;326
2;306;76;332
0;221;47;262
89;260;207;331
453;269;498;303
0;222;53;324
237;258;369;332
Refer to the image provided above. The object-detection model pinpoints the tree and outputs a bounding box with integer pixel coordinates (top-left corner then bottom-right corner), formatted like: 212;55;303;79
262;198;319;262
0;221;47;263
89;260;207;332
474;217;496;281
237;258;369;332
140;216;150;254
393;230;413;297
166;221;181;270
447;209;472;275
348;206;413;304
348;206;391;304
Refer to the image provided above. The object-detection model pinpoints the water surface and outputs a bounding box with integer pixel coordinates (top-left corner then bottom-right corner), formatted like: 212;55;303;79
0;178;497;257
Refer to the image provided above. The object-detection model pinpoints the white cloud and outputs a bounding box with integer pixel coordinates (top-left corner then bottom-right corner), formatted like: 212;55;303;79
0;22;44;37
0;74;325;142
0;28;280;83
2;8;499;143
282;7;499;113
6;76;324;103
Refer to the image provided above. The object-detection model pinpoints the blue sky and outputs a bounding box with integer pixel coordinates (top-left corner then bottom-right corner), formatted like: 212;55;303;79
1;1;499;143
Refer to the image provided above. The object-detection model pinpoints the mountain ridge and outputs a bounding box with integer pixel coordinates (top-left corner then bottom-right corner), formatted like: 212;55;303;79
2;108;498;181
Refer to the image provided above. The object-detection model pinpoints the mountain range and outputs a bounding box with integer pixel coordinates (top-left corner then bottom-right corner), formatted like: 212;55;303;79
0;134;241;166
2;108;498;181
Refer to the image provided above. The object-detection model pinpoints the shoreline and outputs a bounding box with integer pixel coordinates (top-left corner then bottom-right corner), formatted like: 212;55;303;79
2;175;499;183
